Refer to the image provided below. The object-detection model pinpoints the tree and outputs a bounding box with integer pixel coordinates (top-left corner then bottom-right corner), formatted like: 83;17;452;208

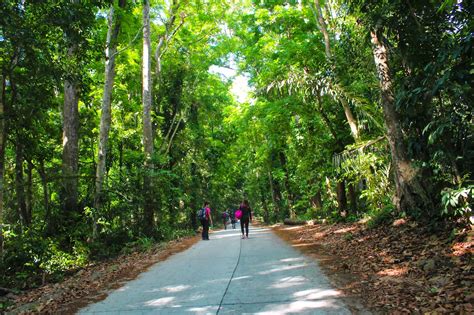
0;75;5;229
94;0;127;238
142;0;154;235
350;0;473;216
370;27;433;214
60;1;103;226
309;0;360;141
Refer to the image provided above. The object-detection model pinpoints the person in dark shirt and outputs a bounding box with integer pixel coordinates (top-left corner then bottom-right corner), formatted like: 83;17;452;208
230;209;236;229
201;202;213;240
222;210;229;230
239;199;252;239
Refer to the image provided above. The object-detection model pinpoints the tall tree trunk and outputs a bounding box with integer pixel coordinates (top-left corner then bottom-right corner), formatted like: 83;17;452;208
0;75;6;228
336;179;347;215
260;184;269;223
119;139;123;183
312;0;331;59
255;168;270;223
189;162;198;231
268;170;282;220
62;44;80;217
142;0;154;235
370;29;432;213
154;0;183;79
311;0;360;141
310;189;323;211
315;93;345;150
15;139;29;226
26;160;33;223
340;98;360;141
153;1;184;157
38;159;51;233
348;183;357;214
94;1;125;238
325;177;336;217
278;151;294;219
0;75;5;255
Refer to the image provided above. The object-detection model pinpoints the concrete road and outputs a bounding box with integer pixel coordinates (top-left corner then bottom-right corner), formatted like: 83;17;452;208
79;224;351;314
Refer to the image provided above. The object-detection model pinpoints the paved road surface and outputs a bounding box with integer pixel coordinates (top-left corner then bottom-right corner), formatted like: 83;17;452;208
79;224;352;314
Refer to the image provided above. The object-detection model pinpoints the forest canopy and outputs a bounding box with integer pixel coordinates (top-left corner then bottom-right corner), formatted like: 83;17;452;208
0;0;472;289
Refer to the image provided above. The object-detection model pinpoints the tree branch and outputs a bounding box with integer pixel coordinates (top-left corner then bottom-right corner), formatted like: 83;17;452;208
166;116;183;155
113;26;144;57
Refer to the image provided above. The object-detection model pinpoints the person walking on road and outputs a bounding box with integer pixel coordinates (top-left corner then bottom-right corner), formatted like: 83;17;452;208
239;200;252;239
230;209;236;229
222;210;229;230
199;202;213;240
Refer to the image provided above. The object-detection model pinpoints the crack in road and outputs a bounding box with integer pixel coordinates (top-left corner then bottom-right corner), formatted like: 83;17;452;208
216;235;243;314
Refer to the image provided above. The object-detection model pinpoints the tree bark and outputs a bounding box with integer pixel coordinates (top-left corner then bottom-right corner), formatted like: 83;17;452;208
154;0;183;78
340;97;360;141
189;162;198;230
348;183;357;214
154;0;185;157
94;1;125;238
311;0;360;141
336;179;347;215
325;177;336;216
279;151;294;219
370;29;433;213
26;160;33;223
316;92;345;150
38;159;51;233
0;75;6;227
260;185;269;223
312;0;331;59
268;169;282;220
62;44;80;216
166;117;182;155
142;0;155;235
310;189;323;211
15;139;29;226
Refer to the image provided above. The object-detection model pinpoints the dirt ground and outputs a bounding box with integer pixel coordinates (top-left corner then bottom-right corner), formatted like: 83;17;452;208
272;220;473;314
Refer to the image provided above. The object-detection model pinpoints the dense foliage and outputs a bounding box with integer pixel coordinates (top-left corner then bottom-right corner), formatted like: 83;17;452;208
0;0;472;291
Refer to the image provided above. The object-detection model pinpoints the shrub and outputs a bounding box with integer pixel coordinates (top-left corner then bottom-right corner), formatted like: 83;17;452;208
441;184;473;221
366;205;396;229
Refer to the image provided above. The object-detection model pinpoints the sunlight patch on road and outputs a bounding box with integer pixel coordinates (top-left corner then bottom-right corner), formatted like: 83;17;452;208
161;284;192;293
117;285;130;292
232;275;251;281
188;305;219;313
259;263;307;275
256;300;342;314
293;288;341;300
213;232;243;239
271;276;306;289
249;228;271;233
280;257;305;263
145;296;175;306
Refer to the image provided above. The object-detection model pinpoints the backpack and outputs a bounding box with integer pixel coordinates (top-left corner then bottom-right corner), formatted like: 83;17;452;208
197;208;207;221
235;209;242;219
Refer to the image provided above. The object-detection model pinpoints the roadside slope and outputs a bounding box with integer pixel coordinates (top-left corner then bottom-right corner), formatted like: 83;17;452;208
272;220;473;313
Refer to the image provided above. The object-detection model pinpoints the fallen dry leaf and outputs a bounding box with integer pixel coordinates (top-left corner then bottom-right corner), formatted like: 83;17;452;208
272;220;473;313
